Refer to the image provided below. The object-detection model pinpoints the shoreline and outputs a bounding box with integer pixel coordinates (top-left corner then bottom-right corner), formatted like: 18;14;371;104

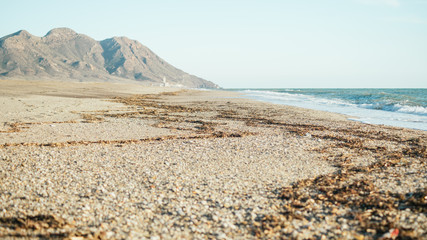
0;80;426;239
229;88;427;131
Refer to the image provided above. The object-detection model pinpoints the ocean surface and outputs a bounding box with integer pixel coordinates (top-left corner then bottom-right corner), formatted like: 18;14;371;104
231;88;427;131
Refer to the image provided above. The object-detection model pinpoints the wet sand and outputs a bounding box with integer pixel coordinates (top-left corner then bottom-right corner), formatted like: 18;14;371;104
0;80;426;239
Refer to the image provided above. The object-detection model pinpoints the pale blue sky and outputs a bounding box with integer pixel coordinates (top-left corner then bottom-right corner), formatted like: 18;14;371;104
1;0;426;88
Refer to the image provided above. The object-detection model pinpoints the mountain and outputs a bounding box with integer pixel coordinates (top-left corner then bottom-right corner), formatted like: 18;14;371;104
0;28;219;88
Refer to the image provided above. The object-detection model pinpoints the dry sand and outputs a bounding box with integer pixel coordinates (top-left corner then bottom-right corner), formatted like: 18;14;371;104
0;80;426;239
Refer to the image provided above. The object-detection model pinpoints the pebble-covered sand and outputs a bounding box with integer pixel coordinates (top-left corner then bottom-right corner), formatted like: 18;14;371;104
0;80;426;239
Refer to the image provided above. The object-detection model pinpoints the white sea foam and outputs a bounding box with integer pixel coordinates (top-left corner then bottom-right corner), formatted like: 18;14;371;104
358;102;427;116
394;104;427;115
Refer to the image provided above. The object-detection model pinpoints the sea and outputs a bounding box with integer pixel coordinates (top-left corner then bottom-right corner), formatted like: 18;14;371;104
231;88;427;131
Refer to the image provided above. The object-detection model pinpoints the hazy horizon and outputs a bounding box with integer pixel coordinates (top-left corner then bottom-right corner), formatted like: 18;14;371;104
1;0;426;88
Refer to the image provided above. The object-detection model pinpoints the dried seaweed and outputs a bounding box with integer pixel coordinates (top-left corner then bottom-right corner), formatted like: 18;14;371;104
253;125;426;239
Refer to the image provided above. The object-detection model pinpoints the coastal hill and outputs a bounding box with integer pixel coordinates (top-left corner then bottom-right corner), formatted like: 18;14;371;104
0;28;219;88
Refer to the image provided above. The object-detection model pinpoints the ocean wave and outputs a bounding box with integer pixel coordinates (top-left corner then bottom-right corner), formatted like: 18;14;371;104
392;104;427;115
358;103;427;116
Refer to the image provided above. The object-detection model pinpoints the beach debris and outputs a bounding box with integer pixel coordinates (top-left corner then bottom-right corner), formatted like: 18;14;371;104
379;228;399;240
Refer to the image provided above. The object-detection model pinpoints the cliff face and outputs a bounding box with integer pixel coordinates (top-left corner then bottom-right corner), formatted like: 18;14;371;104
0;28;219;88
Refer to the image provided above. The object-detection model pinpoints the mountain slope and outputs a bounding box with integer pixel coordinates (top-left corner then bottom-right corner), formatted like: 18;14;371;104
0;28;218;88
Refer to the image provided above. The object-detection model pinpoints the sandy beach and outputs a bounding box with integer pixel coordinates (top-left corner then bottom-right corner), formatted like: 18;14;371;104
0;80;426;239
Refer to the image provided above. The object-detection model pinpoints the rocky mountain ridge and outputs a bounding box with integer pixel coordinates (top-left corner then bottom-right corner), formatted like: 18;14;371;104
0;28;219;88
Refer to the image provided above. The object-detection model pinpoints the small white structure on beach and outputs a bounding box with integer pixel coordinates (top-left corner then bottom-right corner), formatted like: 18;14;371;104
162;77;169;87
